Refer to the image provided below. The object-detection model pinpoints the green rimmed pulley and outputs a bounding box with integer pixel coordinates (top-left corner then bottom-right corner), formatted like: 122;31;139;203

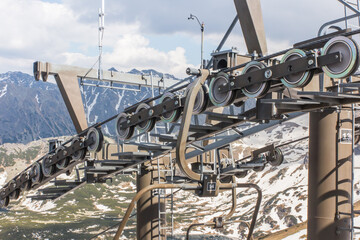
185;82;209;114
30;161;43;184
209;72;235;107
42;154;56;178
55;146;70;169
241;61;270;98
135;103;156;133
160;92;182;123
71;137;86;161
322;36;359;79
86;127;104;153
280;49;314;88
116;112;135;140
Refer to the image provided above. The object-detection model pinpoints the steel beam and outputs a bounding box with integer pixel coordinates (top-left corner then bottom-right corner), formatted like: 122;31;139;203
34;61;179;133
233;0;268;55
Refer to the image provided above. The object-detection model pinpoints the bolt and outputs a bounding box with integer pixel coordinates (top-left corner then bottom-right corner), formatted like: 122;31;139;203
127;120;130;124
175;100;179;105
335;54;339;59
264;69;272;79
149;109;154;116
230;82;234;86
308;59;314;65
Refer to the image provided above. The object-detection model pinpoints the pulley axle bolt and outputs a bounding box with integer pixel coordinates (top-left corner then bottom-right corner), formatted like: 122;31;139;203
230;82;235;86
149;109;154;116
264;70;272;79
175;100;179;105
308;59;314;65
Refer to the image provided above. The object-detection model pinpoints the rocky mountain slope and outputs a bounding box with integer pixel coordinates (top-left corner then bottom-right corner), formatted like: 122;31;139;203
0;70;180;144
1;114;359;239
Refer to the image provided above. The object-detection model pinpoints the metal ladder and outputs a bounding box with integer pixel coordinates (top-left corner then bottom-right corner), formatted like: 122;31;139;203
157;151;175;239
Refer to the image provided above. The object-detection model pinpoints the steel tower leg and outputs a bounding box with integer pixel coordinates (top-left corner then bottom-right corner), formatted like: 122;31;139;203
308;110;352;240
137;164;165;240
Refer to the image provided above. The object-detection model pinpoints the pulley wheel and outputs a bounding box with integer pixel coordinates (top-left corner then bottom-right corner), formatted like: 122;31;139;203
116;113;134;140
42;154;56;178
71;137;86;161
209;72;235;106
135;103;156;133
267;148;284;166
322;36;359;79
86;127;104;153
20;172;32;191
10;189;21;200
280;49;314;88
254;164;266;172
235;170;248;178
160;92;181;122
30;162;43;184
220;175;233;183
9;180;21;200
0;196;9;208
186;83;209;114
55;146;70;169
241;61;270;98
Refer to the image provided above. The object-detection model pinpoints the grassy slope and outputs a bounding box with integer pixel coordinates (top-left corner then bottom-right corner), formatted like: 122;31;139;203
257;201;360;240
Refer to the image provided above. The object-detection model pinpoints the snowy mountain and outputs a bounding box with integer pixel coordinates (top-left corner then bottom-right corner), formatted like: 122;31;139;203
2;114;359;239
0;70;180;144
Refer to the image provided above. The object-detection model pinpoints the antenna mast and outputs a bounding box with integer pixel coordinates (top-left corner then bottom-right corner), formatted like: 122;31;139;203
98;0;105;79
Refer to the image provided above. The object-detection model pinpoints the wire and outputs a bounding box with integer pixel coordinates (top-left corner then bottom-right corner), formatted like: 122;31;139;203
88;213;136;240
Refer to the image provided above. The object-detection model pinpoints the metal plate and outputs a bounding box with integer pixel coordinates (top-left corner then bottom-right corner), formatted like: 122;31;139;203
339;128;352;144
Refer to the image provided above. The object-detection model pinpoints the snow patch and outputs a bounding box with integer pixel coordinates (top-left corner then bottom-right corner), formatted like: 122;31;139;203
35;94;39;104
94;203;112;212
0;84;8;98
21;198;57;212
0;171;8;187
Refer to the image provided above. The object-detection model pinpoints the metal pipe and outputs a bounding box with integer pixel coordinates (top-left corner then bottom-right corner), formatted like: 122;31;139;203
113;182;261;240
186;181;261;240
113;183;200;240
318;13;360;36
186;220;253;240
80;82;141;92
176;69;210;181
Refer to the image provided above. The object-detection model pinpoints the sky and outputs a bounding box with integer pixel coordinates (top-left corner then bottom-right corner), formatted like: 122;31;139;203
0;0;355;78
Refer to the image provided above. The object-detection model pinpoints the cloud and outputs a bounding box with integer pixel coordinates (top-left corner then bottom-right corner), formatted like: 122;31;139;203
0;0;196;78
0;0;356;78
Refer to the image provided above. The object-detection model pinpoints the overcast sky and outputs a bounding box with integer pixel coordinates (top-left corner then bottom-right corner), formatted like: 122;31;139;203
0;0;355;78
